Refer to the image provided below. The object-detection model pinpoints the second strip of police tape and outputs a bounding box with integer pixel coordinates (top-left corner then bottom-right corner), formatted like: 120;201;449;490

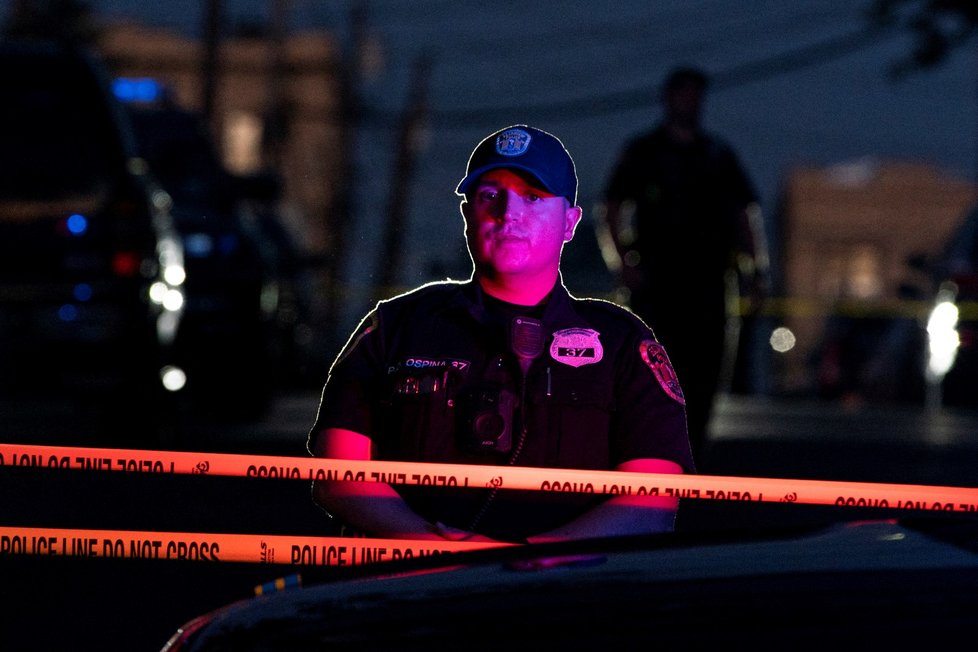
0;525;503;566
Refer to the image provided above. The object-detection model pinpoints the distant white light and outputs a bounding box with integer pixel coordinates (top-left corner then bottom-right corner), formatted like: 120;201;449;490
224;110;264;175
769;326;796;353
149;281;168;304
162;288;184;312
926;299;960;380
163;263;186;287
158;234;185;287
156;309;179;344
160;365;187;392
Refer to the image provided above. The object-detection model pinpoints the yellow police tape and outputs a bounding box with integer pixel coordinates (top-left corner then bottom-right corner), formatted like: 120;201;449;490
0;525;507;564
736;296;978;320
3;443;978;565
2;443;977;513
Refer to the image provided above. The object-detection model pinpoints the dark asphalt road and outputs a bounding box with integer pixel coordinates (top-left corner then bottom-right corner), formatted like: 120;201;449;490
2;391;978;651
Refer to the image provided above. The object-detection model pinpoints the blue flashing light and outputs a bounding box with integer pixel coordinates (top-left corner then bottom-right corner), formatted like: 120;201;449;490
66;213;88;235
112;77;164;104
58;304;78;322
73;283;93;302
184;233;215;258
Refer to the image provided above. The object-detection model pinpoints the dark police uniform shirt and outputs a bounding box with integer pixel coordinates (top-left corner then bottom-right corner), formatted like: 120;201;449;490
309;279;694;542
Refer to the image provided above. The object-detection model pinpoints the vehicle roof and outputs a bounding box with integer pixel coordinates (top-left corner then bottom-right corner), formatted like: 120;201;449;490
168;517;978;651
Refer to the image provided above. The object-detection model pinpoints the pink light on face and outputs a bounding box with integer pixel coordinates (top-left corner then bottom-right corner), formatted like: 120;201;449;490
463;169;581;305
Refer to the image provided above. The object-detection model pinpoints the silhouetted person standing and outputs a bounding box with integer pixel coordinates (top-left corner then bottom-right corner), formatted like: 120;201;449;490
600;67;769;467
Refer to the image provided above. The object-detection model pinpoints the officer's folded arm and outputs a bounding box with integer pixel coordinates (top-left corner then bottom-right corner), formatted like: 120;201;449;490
312;428;682;544
525;458;683;544
311;427;501;543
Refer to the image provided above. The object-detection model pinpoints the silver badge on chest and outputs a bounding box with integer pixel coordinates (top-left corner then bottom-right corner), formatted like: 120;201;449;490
550;328;603;367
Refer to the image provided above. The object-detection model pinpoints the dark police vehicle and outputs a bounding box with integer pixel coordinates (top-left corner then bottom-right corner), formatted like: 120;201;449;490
0;39;186;441
114;80;306;419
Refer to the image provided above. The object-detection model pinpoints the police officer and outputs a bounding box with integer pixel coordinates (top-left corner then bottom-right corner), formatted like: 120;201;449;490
600;67;769;467
308;125;695;544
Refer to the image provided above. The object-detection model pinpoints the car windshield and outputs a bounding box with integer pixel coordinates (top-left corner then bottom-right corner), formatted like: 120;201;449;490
0;50;119;203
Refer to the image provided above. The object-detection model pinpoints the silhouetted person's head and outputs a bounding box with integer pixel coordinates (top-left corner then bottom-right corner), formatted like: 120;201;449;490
661;67;708;134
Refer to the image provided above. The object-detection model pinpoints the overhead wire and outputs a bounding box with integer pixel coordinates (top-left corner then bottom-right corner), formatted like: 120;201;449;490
337;2;903;129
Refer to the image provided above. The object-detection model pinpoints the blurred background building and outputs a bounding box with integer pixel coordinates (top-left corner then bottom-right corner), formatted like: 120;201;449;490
777;159;976;399
99;20;348;373
101;21;342;253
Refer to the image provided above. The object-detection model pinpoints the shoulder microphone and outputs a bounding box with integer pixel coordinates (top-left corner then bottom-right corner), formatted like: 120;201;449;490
510;317;544;377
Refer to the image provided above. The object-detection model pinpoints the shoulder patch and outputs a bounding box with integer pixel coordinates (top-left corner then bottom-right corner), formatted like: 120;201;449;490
639;340;685;405
550;328;603;367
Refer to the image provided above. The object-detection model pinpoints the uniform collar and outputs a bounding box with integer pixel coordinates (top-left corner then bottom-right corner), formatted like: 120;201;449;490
447;278;586;330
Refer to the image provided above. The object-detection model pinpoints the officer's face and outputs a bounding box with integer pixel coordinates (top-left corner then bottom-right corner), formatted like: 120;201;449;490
462;169;581;283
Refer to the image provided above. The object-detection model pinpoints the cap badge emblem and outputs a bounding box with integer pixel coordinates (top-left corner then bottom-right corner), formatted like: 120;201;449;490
496;128;531;156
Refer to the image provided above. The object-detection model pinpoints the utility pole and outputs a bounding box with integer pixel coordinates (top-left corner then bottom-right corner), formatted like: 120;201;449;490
320;0;367;351
265;0;289;168
201;0;223;134
374;53;432;303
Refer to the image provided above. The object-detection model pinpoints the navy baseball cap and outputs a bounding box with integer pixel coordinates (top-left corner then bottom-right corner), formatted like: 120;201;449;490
456;125;578;205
